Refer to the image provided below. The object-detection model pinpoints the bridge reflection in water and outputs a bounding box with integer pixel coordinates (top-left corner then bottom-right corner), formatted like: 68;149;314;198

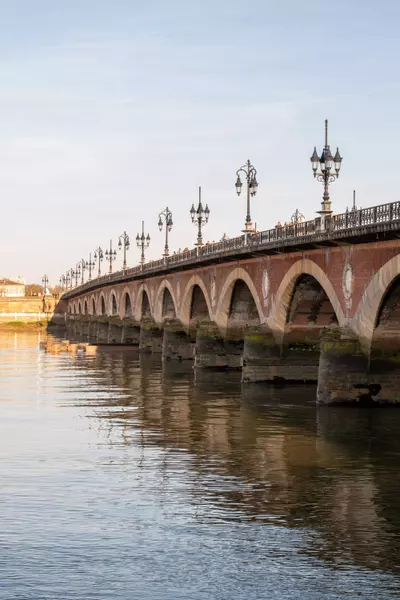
69;345;400;577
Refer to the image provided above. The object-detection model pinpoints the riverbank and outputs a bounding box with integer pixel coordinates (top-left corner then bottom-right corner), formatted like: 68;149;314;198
0;321;64;332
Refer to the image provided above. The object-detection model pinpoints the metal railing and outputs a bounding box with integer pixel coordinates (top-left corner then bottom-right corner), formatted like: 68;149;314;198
63;200;400;298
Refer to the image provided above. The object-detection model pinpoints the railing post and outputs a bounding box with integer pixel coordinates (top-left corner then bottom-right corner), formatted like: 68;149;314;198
389;203;393;222
373;207;377;223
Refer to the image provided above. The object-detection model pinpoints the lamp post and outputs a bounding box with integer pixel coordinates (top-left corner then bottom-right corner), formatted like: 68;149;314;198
136;221;150;265
158;207;173;257
74;264;81;287
118;231;130;272
94;246;104;278
190;186;210;246
59;275;66;291
86;253;95;281
42;275;49;295
291;209;305;224
105;240;117;274
78;259;87;285
65;271;71;290
235;159;258;233
310;119;343;218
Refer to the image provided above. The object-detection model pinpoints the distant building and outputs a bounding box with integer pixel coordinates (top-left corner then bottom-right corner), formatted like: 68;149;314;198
0;277;26;297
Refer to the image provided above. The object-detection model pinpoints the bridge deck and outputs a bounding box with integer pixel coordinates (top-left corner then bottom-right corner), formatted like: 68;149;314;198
64;201;400;299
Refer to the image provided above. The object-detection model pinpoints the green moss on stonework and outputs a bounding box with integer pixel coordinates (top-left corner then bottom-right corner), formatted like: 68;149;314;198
287;341;318;352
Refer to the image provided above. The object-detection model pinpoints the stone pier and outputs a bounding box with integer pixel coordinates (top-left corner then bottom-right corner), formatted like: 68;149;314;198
121;320;140;345
194;321;241;370
241;325;320;384
108;321;123;344
317;329;370;405
162;319;194;361
96;321;109;344
139;318;163;353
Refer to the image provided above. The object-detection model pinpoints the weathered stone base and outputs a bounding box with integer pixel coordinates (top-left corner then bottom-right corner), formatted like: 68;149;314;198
368;332;400;404
242;327;319;383
121;322;140;345
108;322;123;344
97;322;109;344
317;329;370;405
163;320;194;360
139;318;163;353
194;322;242;370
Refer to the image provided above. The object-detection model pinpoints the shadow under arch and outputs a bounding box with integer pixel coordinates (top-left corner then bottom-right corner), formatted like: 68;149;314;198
180;275;212;329
98;294;106;316
270;258;345;336
155;280;178;323
354;254;400;349
108;290;119;316
121;290;133;318
135;284;153;321
216;267;264;333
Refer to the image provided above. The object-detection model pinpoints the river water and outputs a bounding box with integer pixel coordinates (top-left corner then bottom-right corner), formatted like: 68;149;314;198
1;331;400;599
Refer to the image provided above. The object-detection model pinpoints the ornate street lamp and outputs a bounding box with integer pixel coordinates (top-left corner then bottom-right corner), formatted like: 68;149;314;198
65;271;71;290
291;209;305;224
235;159;258;233
78;259;87;285
118;231;130;272
190;186;210;246
136;221;150;264
310;119;342;217
42;275;49;295
59;275;66;291
94;246;104;278
158;207;173;257
74;263;81;287
86;253;95;281
105;240;117;274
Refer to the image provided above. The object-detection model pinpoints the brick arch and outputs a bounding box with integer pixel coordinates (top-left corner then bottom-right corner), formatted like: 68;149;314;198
90;295;96;315
180;275;212;328
269;259;345;335
154;280;177;323
83;298;88;315
119;286;134;318
78;300;82;315
134;283;153;321
98;293;106;316
354;254;400;348
216;267;264;331
108;289;119;316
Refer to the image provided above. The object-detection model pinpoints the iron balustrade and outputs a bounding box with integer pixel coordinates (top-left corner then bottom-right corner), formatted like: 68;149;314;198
64;200;400;298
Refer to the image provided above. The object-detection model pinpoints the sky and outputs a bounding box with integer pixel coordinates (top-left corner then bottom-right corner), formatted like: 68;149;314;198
1;0;400;284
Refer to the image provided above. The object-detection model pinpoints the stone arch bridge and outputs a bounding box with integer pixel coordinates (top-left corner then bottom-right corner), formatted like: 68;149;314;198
64;202;400;404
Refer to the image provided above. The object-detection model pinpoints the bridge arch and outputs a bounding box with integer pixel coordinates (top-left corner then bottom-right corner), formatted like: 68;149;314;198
135;284;153;320
90;295;96;316
84;299;88;315
98;293;106;316
269;259;345;335
180;275;212;327
109;290;118;316
216;268;264;331
354;254;400;348
120;287;134;318
155;280;177;322
78;300;82;315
